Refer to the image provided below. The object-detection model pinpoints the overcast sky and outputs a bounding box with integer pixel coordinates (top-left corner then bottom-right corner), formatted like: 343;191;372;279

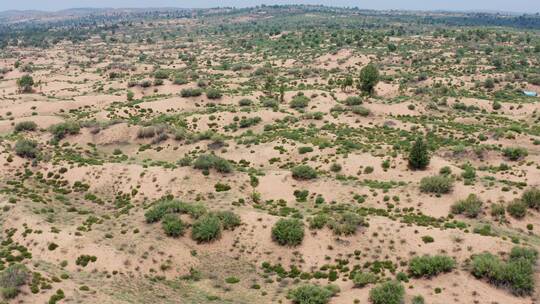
1;0;539;13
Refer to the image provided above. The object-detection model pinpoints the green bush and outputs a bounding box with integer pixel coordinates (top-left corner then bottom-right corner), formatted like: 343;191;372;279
352;272;378;287
419;175;453;194
471;247;538;296
288;284;338;304
193;154;233;173
0;264;28;299
451;194;483;218
17;74;34;93
191;214;222;243
290;94;310;109
14;121;37;132
343;96;363;106
181;88;203;97
161;214;185;237
145;199;207;223
502;147;528;161
49;121;80;141
521;188;540;210
408;255;455;278
272;218;304;246
351;105;371;116
291;165;318;180
328;212;363;236
408;138;430;170
507;200;527;219
359;64;379;95
215;211;241;230
369;281;404;304
238;98;253;106
206;88;223;99
14;139;38;158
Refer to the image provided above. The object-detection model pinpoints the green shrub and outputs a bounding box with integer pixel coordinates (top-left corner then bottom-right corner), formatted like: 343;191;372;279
161;214;185;237
238;98;253;106
411;295;425;304
328;212;363;236
14;139;38;158
298;146;314;154
343;96;363;106
309;214;329;229
144;199;207;223
359;64;379;95
408;138;430;170
451;194;483;218
502;147;528;161
419;175;453;194
291;165;317;180
290;94;310;109
272;218;304;246
521;188;540;210
369;281;404;304
351;105;371;116
49;121;80;141
215;211;241;230
408;255;455;278
507;200;527;219
75;255;97;267
193;154;233;173
17;74;34;93
181;88;203;97
14;121;37;132
288;284;338;304
191;214;221;243
206;88;222;99
352;272;378;287
0;264;28;299
471;247;538;296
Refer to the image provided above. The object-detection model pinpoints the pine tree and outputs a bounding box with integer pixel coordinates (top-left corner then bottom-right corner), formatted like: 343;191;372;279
409;137;430;170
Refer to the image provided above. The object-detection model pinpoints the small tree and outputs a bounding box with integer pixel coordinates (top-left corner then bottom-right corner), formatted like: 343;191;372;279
358;64;379;95
17;74;34;93
408;137;430;170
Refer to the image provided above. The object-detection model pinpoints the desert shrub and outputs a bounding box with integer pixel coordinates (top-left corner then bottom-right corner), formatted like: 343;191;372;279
127;90;134;101
359;64;379;95
408;255;455;278
328;212;363;235
154;69;169;79
369;281;404;304
352;272;378;287
16;74;34;93
206;88;222;99
173;76;189;85
161;214;185;237
145;199;207;223
262;98;279;108
351;105;371;116
215;211;241;230
137;125;166;139
181;88;203;97
288;284;338;304
309;214;329;229
502;147;528;161
75;255;97;267
451;194;483;218
272;218;304;246
214;182;231;192
14;121;37;132
408;138;430;170
193;154;233;173
521;188;540;210
191;214;221;243
238;98;253;106
419;175;453;194
291;165;317;180
471;247;537;296
411;296;425;304
506;200;527;219
290;94;310;109
0;264;28;299
343;96;363;106
49;121;80;141
298;146;314;154
14;139;38;158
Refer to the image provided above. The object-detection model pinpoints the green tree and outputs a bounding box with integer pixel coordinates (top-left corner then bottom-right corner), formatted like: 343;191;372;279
408;137;430;170
17;74;34;93
358;64;379;95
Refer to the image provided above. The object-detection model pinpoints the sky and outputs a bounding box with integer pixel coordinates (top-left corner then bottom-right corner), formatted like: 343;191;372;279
0;0;539;13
